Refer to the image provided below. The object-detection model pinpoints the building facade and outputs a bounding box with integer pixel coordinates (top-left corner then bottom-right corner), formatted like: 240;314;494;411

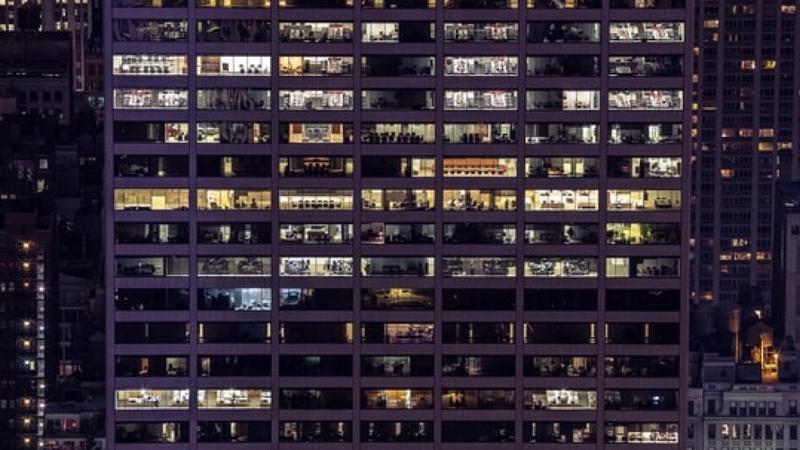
691;0;799;306
687;354;800;450
104;0;693;447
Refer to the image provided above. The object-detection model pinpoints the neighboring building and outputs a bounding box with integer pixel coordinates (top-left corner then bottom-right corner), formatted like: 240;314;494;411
0;113;104;450
0;0;93;94
0;32;73;124
104;0;693;448
0;114;59;449
691;0;799;306
774;182;800;342
687;353;800;450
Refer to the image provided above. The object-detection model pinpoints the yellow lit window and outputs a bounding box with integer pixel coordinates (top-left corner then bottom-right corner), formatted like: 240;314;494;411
763;60;777;70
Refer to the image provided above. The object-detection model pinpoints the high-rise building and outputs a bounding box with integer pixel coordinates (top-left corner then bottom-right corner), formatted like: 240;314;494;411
0;116;60;450
104;0;692;446
691;0;798;306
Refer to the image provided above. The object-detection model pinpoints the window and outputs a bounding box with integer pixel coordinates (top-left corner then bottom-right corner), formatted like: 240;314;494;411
198;389;271;409
525;257;598;277
362;22;434;42
113;189;189;211
609;22;685;42
197;20;271;42
197;55;270;76
445;56;518;76
279;90;354;110
116;390;190;410
444;22;518;42
113;55;188;76
197;89;270;110
113;89;188;109
445;90;518;110
525;190;599;211
280;22;354;42
280;257;354;276
196;189;271;210
442;257;516;277
279;56;353;76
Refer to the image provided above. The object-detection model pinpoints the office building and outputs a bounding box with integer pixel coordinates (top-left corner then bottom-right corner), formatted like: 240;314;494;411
104;0;692;446
691;0;798;305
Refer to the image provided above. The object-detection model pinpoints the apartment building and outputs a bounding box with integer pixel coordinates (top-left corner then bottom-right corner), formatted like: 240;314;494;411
104;0;693;446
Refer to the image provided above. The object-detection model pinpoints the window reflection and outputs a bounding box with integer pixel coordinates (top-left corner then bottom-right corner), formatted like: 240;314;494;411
525;356;597;377
280;22;354;42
